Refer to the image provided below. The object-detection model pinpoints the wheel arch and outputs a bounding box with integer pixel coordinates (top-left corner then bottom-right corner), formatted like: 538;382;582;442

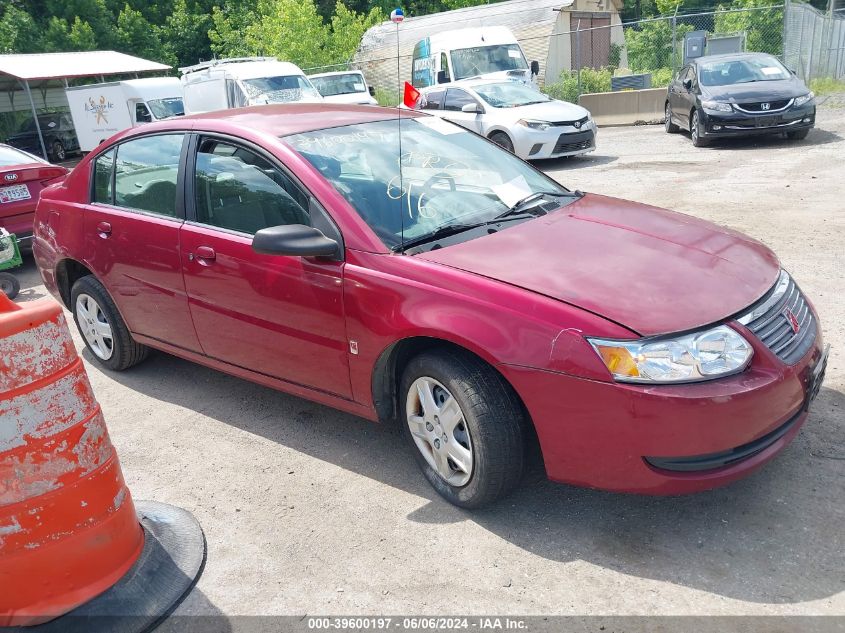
55;258;94;308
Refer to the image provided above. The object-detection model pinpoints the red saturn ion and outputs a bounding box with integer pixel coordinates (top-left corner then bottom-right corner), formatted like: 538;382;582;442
33;105;827;508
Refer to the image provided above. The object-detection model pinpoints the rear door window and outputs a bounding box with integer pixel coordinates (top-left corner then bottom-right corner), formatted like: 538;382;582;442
113;134;184;217
420;90;444;110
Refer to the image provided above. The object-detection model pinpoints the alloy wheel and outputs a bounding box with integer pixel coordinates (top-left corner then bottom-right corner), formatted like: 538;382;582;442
406;376;474;487
691;113;699;143
75;293;114;360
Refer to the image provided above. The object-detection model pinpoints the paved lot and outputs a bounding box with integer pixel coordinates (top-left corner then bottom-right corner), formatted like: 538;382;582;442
13;109;845;619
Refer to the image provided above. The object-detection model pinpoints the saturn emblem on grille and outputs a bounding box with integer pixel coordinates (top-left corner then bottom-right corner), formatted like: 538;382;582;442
784;308;800;334
761;102;771;111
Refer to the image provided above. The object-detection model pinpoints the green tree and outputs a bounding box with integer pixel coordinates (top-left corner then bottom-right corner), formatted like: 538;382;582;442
209;1;257;58
0;5;40;53
245;0;331;68
714;0;783;56
325;2;384;65
115;3;174;64
161;0;212;67
69;17;98;51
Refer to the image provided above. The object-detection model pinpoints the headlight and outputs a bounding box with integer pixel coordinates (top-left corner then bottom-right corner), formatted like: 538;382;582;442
701;100;733;112
588;325;753;383
794;91;814;107
517;119;552;131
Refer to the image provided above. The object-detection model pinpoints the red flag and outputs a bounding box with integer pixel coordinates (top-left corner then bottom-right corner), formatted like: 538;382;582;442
403;82;420;108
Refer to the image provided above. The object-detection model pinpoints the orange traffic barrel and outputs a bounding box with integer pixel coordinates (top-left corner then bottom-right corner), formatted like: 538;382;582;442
0;293;204;630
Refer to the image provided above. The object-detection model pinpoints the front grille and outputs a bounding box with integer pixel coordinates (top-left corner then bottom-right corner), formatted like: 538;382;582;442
735;99;792;113
552;130;594;154
551;116;589;128
737;271;816;365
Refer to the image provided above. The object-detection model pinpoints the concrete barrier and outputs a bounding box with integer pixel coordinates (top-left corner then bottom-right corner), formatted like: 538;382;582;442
578;87;668;127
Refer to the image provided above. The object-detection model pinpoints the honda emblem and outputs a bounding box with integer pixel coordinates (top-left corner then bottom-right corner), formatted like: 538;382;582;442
783;308;800;334
761;102;771;111
4;173;18;182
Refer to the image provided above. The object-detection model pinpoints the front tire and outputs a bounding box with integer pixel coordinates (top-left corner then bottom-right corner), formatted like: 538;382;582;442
0;272;20;299
489;131;515;154
665;103;679;133
690;109;709;147
400;349;525;508
71;275;149;371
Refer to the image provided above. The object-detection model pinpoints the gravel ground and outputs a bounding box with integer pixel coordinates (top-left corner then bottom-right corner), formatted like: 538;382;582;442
12;109;845;622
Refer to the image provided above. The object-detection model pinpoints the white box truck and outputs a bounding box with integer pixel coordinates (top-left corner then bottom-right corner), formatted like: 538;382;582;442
180;57;323;115
411;26;539;89
65;77;184;152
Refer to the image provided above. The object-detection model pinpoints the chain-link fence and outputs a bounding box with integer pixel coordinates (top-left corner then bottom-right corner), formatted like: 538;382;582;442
307;2;845;106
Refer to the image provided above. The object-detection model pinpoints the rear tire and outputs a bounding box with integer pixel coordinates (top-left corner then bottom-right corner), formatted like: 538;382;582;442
690;110;709;147
0;272;20;300
50;141;66;163
665;102;679;133
489;131;515;153
787;128;810;140
71;275;149;371
400;349;525;508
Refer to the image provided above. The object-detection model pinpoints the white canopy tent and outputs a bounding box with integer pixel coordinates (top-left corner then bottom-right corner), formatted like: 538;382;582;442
0;51;170;159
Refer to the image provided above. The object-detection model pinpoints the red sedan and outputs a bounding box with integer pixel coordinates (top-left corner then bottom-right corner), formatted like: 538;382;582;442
33;105;827;508
0;144;67;250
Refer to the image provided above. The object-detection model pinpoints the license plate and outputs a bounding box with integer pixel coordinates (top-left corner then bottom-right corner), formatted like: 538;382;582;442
0;183;30;204
805;345;829;410
754;116;779;128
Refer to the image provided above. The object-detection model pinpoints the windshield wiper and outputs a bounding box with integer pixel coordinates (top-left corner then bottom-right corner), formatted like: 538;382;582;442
395;213;539;252
494;190;581;220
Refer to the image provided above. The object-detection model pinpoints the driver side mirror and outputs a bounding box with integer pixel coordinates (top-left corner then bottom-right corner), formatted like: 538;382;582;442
683;78;693;90
368;85;376;96
461;103;483;114
531;60;540;76
252;224;340;259
436;70;451;84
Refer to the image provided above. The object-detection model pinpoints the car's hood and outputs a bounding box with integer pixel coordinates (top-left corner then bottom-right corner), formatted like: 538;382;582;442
703;78;809;101
499;99;590;122
418;194;780;336
322;93;378;106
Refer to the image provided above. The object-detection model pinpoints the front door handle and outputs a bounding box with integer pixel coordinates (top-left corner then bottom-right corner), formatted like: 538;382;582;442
96;221;112;238
194;246;216;264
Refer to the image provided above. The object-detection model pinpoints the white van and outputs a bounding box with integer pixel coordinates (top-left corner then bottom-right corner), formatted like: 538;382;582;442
65;77;184;153
180;57;322;115
307;71;378;105
411;26;538;89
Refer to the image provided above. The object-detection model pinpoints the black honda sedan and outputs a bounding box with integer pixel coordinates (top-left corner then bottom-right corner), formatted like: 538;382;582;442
665;52;815;147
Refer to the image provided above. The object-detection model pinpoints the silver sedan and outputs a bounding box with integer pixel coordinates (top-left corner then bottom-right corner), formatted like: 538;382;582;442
416;79;597;160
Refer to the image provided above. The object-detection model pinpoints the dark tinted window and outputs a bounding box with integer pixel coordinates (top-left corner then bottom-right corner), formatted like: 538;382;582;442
420;90;444;110
439;52;451;82
93;148;115;204
194;139;309;235
114;134;184;217
443;89;476;112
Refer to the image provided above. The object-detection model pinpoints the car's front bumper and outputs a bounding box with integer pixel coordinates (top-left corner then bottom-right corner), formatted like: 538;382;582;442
499;315;826;494
700;104;815;138
512;121;597;159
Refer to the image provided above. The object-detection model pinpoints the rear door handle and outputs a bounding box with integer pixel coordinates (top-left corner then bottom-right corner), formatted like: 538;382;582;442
96;221;112;238
194;246;216;263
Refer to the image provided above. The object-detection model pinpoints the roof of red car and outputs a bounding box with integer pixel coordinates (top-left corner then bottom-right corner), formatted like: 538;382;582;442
185;103;420;137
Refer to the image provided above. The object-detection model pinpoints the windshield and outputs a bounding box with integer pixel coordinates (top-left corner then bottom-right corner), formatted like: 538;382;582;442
451;44;528;81
242;75;321;103
147;97;185;119
474;82;550;108
21;116;59;132
699;56;791;86
310;73;367;97
286;117;566;250
0;145;44;166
